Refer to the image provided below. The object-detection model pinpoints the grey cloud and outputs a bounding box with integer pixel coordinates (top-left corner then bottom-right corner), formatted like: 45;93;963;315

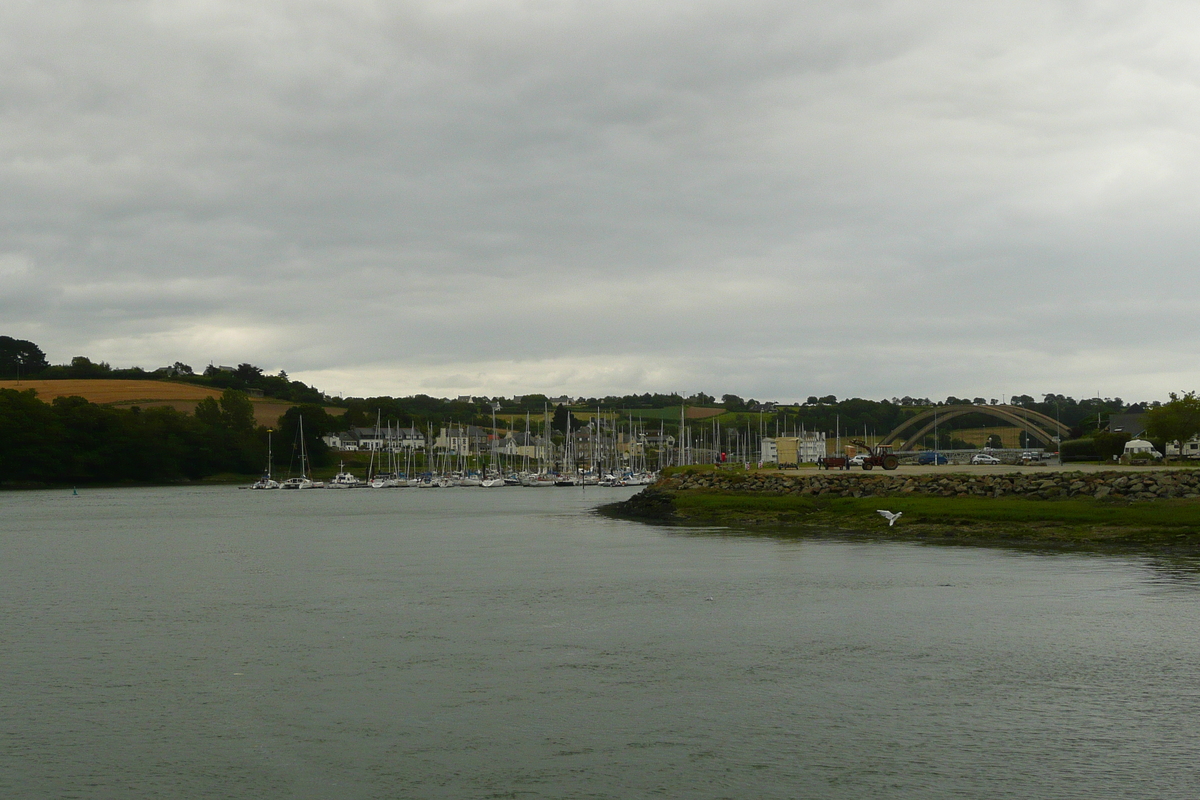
2;1;1199;399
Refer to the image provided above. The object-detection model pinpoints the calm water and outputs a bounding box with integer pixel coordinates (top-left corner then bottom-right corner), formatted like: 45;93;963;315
4;486;1200;799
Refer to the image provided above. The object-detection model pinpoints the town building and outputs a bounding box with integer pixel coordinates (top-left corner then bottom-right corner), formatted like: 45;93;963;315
434;426;489;455
322;426;426;452
497;431;550;460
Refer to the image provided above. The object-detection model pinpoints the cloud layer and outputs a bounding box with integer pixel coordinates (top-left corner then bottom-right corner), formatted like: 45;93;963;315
3;0;1199;400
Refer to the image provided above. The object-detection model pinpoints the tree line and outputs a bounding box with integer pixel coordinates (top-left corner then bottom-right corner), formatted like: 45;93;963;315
0;384;351;486
0;336;325;405
7;332;1197;480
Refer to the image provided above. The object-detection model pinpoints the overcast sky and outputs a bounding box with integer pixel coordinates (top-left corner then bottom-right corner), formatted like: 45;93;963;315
3;0;1198;402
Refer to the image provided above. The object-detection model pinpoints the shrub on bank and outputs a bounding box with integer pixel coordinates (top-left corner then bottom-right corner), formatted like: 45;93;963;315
1060;438;1098;462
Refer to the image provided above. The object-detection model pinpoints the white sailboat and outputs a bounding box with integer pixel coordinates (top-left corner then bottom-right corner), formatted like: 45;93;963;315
281;415;320;489
481;403;507;487
251;428;279;489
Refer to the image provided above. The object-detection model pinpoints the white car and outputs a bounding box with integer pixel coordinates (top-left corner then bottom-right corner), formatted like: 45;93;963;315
971;453;1001;465
848;454;867;466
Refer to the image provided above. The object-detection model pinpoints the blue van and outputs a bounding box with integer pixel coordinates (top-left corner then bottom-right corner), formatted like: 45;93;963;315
916;452;948;465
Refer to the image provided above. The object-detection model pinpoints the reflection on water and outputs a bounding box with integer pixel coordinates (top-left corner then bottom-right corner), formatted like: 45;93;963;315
3;485;1200;799
675;518;1200;593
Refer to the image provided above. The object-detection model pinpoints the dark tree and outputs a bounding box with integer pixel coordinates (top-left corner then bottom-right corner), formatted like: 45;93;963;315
552;403;568;433
1145;391;1200;461
66;356;111;377
234;363;264;383
276;404;340;467
0;336;49;378
721;394;746;411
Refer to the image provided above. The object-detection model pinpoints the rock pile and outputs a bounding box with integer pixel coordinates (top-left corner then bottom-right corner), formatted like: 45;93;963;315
655;470;1200;501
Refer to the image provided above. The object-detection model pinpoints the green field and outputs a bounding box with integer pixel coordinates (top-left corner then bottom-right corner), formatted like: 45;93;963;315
610;489;1200;547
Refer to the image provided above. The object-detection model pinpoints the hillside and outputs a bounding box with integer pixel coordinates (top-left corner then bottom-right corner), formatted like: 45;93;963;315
0;379;336;428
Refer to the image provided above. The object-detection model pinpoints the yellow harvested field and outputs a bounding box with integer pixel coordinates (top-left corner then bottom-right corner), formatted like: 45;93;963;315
0;379;222;403
0;379;342;428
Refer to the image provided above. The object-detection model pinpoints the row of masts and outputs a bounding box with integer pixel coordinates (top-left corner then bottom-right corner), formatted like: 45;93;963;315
265;407;864;488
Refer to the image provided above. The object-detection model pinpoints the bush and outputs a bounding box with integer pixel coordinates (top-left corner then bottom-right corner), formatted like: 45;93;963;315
1060;438;1098;462
1092;431;1131;460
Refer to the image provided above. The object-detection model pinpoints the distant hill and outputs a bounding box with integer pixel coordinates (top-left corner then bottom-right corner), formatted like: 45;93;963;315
0;379;339;428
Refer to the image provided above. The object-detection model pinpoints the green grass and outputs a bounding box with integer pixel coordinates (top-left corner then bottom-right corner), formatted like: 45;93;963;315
663;490;1200;545
619;406;720;421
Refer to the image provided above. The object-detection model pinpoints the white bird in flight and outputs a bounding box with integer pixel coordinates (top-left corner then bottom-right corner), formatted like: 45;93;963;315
876;510;903;527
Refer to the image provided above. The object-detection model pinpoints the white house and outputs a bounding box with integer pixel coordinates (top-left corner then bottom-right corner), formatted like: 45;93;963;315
322;432;359;451
393;427;426;450
435;426;489;455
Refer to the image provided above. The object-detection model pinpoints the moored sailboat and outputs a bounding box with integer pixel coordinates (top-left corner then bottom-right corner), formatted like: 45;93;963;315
251;429;280;490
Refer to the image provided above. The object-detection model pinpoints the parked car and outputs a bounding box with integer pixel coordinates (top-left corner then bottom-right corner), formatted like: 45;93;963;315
848;454;867;466
971;453;1001;465
916;452;949;465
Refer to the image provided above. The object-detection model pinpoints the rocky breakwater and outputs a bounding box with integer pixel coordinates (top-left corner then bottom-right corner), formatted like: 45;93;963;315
653;469;1200;501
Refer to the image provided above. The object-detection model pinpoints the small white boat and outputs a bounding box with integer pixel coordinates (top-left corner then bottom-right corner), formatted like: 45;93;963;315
280;477;314;490
328;462;364;488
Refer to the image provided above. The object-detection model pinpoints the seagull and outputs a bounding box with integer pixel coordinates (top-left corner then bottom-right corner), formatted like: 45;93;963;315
876;510;903;527
705;596;715;602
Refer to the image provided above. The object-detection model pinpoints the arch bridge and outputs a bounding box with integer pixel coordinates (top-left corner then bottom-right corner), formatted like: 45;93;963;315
879;405;1070;452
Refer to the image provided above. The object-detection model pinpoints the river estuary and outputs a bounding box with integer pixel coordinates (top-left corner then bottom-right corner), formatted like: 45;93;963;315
3;486;1200;798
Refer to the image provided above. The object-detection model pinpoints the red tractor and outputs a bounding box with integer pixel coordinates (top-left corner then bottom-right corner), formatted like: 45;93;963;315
850;440;900;470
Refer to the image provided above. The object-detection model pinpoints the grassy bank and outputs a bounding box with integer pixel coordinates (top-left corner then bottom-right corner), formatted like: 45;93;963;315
605;489;1200;548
